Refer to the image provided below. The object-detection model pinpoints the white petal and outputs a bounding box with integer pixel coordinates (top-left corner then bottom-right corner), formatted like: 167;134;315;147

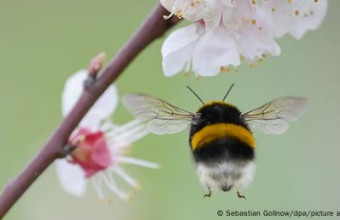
88;84;118;123
237;25;281;61
265;0;327;39
55;159;87;196
222;0;256;27
161;24;201;76
79;113;103;131
61;70;118;125
203;0;225;30
289;0;327;39
192;26;240;76
159;0;176;12
221;0;235;7
61;70;86;117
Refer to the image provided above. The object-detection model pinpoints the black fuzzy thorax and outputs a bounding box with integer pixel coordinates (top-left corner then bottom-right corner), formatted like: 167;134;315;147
189;102;255;165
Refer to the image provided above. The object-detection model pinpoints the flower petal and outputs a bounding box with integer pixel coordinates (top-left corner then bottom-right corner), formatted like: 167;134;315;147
55;159;87;196
192;26;240;76
288;0;327;39
203;0;225;30
62;70;118;126
265;0;327;39
237;25;281;61
161;24;201;76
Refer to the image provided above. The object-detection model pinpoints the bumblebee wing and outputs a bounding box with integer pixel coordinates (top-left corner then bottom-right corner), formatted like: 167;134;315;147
122;93;196;135
242;96;308;135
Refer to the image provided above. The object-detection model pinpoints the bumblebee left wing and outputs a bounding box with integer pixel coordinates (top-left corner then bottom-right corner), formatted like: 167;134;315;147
241;96;308;135
122;93;197;135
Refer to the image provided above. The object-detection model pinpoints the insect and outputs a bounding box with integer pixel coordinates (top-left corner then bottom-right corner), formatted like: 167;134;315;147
122;84;308;199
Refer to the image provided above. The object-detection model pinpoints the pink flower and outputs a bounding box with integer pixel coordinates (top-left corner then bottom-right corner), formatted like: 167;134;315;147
56;70;159;200
69;128;112;177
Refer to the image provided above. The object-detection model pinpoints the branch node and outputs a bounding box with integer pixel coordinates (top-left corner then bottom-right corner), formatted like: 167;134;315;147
58;144;76;158
84;75;96;90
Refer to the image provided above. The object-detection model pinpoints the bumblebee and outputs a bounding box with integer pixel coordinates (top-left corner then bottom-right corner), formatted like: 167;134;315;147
122;84;307;199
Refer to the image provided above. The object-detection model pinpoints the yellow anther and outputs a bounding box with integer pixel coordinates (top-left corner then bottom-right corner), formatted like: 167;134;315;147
220;66;230;73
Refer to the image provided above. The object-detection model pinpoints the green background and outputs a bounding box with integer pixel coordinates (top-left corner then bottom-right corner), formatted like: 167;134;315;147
1;0;339;219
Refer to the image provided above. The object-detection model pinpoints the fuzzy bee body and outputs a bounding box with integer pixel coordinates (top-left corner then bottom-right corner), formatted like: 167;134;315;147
189;101;255;195
123;89;307;198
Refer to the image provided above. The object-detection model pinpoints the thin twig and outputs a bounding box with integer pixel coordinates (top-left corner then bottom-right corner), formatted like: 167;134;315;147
0;4;179;218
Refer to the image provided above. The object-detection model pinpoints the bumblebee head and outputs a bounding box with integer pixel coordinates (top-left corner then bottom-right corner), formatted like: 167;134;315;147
196;101;241;124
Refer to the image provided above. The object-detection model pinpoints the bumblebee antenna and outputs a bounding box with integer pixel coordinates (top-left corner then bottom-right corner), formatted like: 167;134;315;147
222;83;235;101
186;86;205;104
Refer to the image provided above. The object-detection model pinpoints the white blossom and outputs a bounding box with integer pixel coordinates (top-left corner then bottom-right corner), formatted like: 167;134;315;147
161;0;327;77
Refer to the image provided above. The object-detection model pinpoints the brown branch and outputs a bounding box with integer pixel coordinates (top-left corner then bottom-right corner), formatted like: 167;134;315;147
0;4;179;218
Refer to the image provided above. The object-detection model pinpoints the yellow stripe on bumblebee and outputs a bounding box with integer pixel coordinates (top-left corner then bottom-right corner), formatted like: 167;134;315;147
191;123;256;150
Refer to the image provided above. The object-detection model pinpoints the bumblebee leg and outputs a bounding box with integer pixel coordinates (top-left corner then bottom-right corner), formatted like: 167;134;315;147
203;186;212;198
236;191;246;200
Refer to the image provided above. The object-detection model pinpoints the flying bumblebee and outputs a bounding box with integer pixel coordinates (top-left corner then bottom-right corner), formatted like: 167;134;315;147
122;84;308;199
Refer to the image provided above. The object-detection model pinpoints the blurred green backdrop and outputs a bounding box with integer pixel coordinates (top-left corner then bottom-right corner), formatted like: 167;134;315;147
1;0;340;219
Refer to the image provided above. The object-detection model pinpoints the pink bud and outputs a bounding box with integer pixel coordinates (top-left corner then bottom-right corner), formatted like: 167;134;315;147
88;52;106;78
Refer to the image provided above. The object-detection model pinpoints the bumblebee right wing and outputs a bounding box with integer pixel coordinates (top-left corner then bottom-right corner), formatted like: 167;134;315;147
241;96;308;135
122;94;197;135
